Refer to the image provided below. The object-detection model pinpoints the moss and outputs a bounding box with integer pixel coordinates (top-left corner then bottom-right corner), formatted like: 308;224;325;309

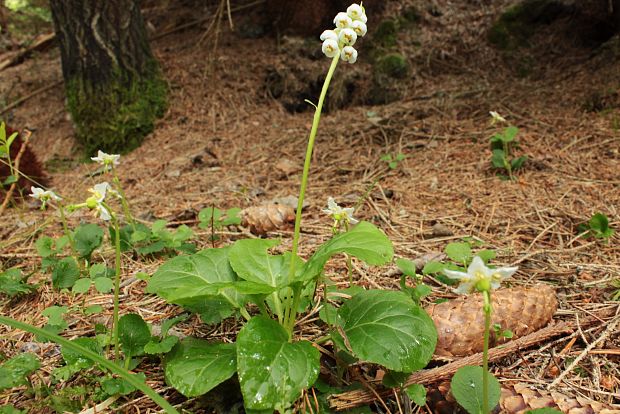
373;19;399;48
488;0;567;50
399;6;420;28
65;59;167;155
375;53;409;79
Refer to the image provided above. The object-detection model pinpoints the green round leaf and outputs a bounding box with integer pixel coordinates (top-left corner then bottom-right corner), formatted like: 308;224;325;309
444;242;472;264
52;257;80;289
451;366;501;414
164;338;236;397
237;316;320;412
118;314;150;358
405;383;426;406
337;290;437;372
74;223;104;259
93;277;113;293
0;353;40;390
72;278;92;294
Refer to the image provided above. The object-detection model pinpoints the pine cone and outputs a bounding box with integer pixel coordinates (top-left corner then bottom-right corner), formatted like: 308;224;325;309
240;204;295;235
426;286;558;357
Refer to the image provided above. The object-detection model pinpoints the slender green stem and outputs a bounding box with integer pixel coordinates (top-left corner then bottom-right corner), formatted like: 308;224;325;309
109;209;122;361
482;290;492;414
0;315;180;414
111;166;135;226
57;204;78;260
285;54;340;334
503;141;513;181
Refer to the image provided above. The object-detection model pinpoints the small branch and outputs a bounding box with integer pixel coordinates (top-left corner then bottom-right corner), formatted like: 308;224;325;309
0;81;63;115
0;129;33;215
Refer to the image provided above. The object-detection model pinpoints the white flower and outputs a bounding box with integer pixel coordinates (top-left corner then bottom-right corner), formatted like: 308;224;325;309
351;20;367;37
30;186;61;208
323;197;359;225
322;38;340;58
340;46;358;64
347;4;365;21
334;12;352;29
338;28;357;46
91;150;120;171
443;256;518;294
320;29;338;42
489;111;506;124
86;182;113;221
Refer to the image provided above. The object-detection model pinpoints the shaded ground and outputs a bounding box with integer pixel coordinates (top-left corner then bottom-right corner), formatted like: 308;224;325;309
1;0;619;412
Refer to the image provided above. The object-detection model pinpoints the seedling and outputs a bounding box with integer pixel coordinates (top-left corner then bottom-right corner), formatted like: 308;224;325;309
0;268;36;297
488;113;526;180
380;152;405;169
577;212;615;240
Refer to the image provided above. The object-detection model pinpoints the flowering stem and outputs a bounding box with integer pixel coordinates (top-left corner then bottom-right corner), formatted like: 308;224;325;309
57;204;79;262
111;166;135;226
502;141;513;181
482;290;492;414
284;53;340;335
108;207;122;361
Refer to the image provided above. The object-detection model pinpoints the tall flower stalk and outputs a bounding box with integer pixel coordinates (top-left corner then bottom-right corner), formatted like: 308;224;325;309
444;256;517;413
284;3;368;336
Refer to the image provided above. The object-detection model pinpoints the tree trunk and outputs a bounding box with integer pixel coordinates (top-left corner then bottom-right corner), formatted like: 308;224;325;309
49;0;166;154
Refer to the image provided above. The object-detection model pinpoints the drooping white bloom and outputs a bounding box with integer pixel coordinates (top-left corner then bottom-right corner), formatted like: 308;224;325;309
86;182;113;221
351;20;367;37
338;28;357;46
340;46;358;64
320;29;338;42
489;111;507;124
347;4;365;21
443;256;518;294
334;12;352;29
30;186;61;208
322;38;340;58
323;197;359;225
91;150;120;171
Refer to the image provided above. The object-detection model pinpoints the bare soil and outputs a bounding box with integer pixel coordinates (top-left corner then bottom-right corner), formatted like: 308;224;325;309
1;0;619;412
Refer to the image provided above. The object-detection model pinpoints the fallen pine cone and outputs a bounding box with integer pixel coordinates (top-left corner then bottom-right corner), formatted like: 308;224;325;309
240;203;295;235
427;381;617;414
426;285;558;357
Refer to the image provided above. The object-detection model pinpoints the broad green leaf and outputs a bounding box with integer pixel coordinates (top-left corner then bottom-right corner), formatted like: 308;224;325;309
35;236;55;258
74;224;104;259
118;314;151;358
525;409;562;414
52;257;80;289
445;242;472;264
0;405;25;414
198;207;222;229
237;316;320;412
41;306;68;326
164;338;236;397
160;314;188;337
405;384;426;406
503;126;519;142
0;353;40;390
395;258;416;276
72;278;92;294
222;207;242;226
144;336;178;355
382;370;409;387
229;239;289;288
422;261;445;275
0;268;35;297
451;366;501;414
490;149;506;168
54;338;102;381
3;175;16;185
301;221;393;282
94;277;113;293
101;373;146;396
84;305;103;315
476;250;496;263
590;213;613;238
511;156;527;170
88;263;107;278
337;290;436;372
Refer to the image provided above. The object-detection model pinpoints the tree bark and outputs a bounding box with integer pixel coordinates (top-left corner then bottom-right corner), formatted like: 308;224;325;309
49;0;166;154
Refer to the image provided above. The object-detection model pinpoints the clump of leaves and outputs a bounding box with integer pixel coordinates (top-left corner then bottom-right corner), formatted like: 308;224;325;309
0;353;40;391
451;366;501;414
380;152;405;169
198;207;242;231
490;126;526;180
577;213;615;240
112;220;196;255
0;268;36;297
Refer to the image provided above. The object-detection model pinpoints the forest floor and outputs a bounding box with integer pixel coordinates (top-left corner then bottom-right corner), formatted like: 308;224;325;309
1;0;619;412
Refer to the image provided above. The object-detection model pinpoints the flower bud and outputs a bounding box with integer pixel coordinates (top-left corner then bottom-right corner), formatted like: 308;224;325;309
347;4;364;20
322;38;340;58
340;46;358;64
351;20;367;37
320;29;338;42
338;28;357;46
334;12;352;29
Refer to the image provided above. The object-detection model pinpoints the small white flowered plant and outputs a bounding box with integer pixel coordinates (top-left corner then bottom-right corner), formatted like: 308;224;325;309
91;150;120;171
321;3;368;63
489;111;506;125
29;186;61;209
323;197;359;227
443;256;518;294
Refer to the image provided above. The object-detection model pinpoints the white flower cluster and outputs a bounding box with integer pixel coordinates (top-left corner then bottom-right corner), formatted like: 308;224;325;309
321;3;367;64
91;150;120;172
86;182;119;221
30;186;61;209
323;197;359;226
